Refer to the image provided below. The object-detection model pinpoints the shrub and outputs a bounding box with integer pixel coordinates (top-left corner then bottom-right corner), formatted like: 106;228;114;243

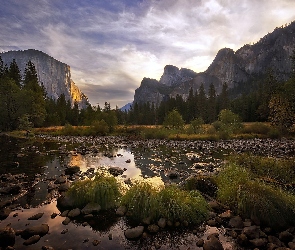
67;171;122;210
156;185;209;225
121;181;159;223
91;120;109;135
216;163;295;229
243;122;270;135
141;127;171;139
121;181;209;225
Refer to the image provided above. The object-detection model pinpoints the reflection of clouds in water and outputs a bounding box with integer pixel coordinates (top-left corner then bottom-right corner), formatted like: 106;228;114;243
67;148;141;179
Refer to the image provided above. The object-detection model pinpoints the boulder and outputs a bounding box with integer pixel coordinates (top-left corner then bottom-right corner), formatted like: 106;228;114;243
65;166;80;176
58;182;70;192
268;235;282;247
0;227;15;248
21;224;49;239
203;237;224;250
68;208;81;218
147;224;159;233
28;212;44;220
54;176;66;184
57;194;75;210
279;230;294;243
242;225;260;239
108;167;124;176
62;217;71;225
228;216;244;228
124;226;145;239
115;206;126;216
81;203;101;215
249;238;267;248
0;207;11;220
158;218;166;228
23;235;41;245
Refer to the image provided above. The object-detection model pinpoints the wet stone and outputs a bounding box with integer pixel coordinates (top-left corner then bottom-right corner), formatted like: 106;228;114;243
124;226;145;239
28;212;44;220
23;235;41;245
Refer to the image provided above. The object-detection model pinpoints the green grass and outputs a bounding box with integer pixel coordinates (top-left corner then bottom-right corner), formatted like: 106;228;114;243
121;181;209;225
215;163;295;229
67;171;122;210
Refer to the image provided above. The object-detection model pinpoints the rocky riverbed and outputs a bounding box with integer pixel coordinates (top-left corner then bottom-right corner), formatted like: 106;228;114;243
0;134;295;249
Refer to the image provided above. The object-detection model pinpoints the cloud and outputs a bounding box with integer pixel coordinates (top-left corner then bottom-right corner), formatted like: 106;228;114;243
1;0;295;108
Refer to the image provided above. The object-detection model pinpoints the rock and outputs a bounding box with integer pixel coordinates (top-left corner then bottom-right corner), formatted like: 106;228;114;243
243;225;260;239
81;203;101;215
0;227;15;248
218;210;233;219
62;217;71;225
51;212;58;219
0;184;21;195
21;224;49;239
28;212;44;220
279;230;294;242
65;166;80;175
47;182;57;191
249;238;267;247
108;167;124;176
115;206;127;216
267;243;279;250
208;201;221;211
58;182;70;192
92;239;100;246
54;176;66;184
288;242;295;249
142;217;152;225
148;224;159;233
68;208;80;218
168;170;178;179
42;246;55;250
158;218;166;228
57;194;75;210
229;216;244;228
207;219;216;227
268;235;282;247
203;237;224;250
237;233;248;246
60;210;69;217
0;207;11;220
196;239;204;247
23;235;41;245
124;226;145;239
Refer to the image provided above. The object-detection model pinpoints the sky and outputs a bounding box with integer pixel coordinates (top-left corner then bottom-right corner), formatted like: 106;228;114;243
1;0;295;108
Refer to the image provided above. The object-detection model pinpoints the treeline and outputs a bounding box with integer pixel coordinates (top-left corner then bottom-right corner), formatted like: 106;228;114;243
1;52;295;133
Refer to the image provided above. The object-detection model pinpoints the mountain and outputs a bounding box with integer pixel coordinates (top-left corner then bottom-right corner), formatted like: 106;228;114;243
120;102;133;112
0;49;89;108
133;21;295;105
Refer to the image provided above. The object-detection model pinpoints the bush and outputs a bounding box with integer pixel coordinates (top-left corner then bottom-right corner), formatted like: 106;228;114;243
67;171;122;210
141;127;171;139
91;120;109;135
156;185;209;225
121;181;159;223
243;122;270;135
216;163;295;229
121;181;209;225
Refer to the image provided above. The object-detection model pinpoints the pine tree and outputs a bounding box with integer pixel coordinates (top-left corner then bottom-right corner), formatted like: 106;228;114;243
8;59;21;87
22;60;46;127
207;83;217;123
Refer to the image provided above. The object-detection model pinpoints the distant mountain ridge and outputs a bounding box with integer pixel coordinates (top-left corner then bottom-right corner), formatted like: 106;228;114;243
0;49;89;108
133;21;295;105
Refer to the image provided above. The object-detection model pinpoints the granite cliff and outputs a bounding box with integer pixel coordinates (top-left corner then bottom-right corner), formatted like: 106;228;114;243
134;21;295;105
0;49;89;108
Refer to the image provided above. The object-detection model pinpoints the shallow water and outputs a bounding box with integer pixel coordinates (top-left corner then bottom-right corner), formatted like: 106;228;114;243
0;135;246;249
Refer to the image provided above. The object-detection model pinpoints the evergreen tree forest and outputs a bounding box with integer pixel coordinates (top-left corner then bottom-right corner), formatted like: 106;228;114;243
1;53;295;132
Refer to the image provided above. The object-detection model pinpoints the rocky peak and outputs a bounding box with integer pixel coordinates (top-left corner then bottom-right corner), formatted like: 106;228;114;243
0;49;89;108
159;65;197;86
